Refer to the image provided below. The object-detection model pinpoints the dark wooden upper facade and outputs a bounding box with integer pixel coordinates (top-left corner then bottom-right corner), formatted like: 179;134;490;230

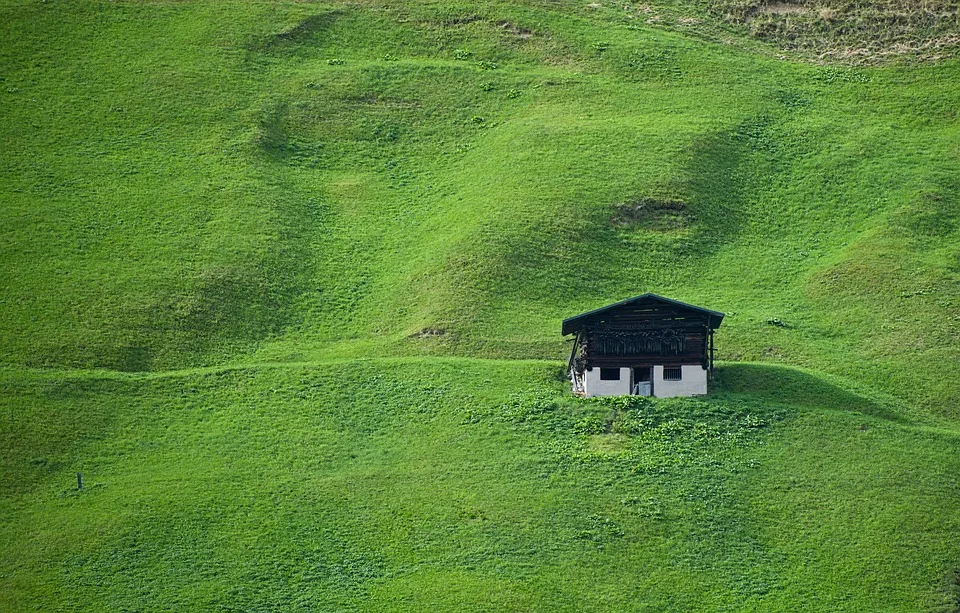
563;294;724;370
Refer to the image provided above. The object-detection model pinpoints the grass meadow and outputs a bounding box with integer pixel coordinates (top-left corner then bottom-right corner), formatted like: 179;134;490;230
1;0;959;610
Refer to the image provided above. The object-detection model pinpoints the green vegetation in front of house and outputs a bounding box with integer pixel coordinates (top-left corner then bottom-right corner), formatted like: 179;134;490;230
3;360;959;611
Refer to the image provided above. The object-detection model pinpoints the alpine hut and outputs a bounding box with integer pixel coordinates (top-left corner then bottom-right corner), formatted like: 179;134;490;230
563;293;724;398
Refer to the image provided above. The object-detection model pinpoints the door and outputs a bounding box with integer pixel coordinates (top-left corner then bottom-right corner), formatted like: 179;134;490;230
632;367;652;397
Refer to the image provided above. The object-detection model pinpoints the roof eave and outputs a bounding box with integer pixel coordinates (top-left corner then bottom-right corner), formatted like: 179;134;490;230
561;293;725;336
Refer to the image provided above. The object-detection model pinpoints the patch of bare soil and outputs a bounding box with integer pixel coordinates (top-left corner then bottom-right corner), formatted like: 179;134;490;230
497;20;534;39
422;15;534;39
612;197;690;231
412;327;446;338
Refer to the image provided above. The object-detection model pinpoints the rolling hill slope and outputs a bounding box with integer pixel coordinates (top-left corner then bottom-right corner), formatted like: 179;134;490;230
1;1;959;610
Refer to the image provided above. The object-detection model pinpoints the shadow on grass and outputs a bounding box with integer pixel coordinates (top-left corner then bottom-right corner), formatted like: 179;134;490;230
712;362;908;423
254;10;344;56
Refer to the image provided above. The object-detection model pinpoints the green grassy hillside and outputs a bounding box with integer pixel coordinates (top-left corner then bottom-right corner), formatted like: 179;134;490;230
1;1;959;610
3;361;960;611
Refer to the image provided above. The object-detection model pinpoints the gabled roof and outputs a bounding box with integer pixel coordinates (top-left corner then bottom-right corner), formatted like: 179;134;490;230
562;293;724;336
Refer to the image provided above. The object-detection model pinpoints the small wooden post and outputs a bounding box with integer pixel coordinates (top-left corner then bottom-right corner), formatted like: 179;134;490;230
566;331;581;376
708;329;715;376
77;472;83;490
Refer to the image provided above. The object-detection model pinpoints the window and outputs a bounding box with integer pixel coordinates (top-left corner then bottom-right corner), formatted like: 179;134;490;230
599;368;621;381
663;367;682;381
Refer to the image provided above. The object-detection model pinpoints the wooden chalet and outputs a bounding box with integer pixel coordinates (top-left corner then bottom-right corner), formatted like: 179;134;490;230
563;293;724;398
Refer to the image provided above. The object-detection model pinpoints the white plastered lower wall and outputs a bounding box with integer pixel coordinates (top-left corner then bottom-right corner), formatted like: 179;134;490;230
583;367;631;397
582;364;709;398
652;364;707;398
